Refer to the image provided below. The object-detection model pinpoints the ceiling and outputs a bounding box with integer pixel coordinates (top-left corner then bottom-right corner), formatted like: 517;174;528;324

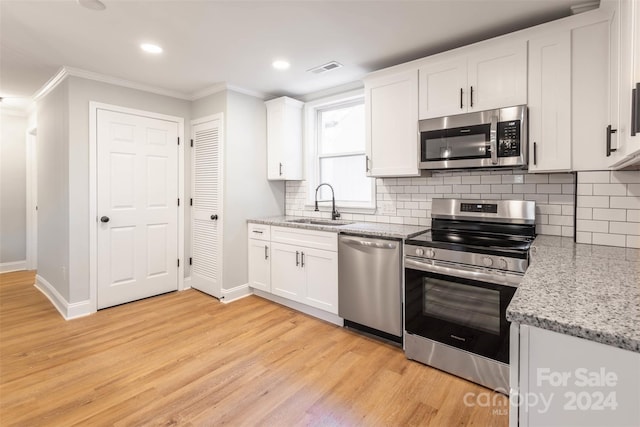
1;0;597;106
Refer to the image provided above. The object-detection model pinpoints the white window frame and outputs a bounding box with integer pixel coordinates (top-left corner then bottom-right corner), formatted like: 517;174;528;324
304;89;375;213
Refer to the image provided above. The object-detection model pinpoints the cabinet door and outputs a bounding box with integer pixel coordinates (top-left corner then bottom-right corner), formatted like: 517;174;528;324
365;69;420;177
418;57;468;119
572;20;613;171
270;242;305;301
266;97;303;180
467;41;527;112
528;31;572;172
301;247;338;314
248;239;270;292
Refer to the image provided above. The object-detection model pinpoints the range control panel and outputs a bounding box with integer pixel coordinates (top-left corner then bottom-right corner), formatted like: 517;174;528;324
460;203;498;213
498;120;521;157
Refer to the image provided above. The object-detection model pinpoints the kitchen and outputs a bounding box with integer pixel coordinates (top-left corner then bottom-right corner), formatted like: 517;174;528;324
1;0;639;425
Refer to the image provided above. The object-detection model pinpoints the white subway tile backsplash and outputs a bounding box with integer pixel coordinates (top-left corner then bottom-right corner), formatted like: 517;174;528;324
577;195;610;208
435;185;452;193
562;205;575;216
461;176;481;184
576;219;609;233
524;174;549;184
593;183;627;196
578;171;611;183
627;210;640;222
609;222;640;235
576;231;592;244
549;215;573;226
502;174;525;184
536;184;562;194
592;208;626;222
537;204;562;215
480;175;502;184
443;176;462;185
513;184;537;193
453;184;471;193
471;184;491;193
549;173;575;184
592;232;627;247
610;196;640;209
538;225;561;235
574;171;640;248
491;184;513;193
548;195;574;205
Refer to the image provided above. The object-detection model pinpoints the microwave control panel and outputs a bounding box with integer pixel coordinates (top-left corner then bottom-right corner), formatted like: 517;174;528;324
497;120;521;157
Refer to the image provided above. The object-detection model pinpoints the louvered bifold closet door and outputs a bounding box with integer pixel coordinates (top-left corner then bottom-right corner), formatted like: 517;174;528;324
191;118;223;298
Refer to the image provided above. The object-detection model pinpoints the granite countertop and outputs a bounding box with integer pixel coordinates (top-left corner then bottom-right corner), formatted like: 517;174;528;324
507;235;640;353
248;216;429;239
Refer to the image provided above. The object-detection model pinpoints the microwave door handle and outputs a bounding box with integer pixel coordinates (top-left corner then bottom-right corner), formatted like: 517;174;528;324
490;115;498;165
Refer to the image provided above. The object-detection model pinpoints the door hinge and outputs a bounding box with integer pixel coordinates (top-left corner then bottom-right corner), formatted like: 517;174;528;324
177;259;180;267
178;198;180;206
190;198;193;206
190;139;193;147
177;137;180;146
189;257;192;265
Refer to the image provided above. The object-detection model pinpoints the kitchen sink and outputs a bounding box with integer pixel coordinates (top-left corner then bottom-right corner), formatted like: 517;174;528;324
286;218;354;226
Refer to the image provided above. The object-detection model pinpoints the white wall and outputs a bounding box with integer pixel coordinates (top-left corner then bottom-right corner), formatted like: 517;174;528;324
36;81;70;298
0;111;28;265
223;90;284;290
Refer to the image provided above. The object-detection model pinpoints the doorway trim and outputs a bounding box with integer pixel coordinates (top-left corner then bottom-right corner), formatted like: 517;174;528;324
89;102;185;313
26;127;38;270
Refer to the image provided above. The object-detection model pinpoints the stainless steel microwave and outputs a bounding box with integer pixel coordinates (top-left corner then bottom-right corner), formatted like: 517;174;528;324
419;105;527;170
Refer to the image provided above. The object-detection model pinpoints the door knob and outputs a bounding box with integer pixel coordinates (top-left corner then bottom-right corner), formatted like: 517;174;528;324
100;216;110;223
210;214;218;220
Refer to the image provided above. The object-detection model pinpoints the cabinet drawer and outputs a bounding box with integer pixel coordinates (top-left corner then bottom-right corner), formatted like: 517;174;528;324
248;223;271;241
271;226;337;252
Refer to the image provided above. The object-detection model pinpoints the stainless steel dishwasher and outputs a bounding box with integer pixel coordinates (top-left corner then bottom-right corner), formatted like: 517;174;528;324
338;234;402;343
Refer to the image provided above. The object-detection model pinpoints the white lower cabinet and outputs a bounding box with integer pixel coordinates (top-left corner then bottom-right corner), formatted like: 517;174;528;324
510;324;640;427
248;224;339;316
248;238;271;292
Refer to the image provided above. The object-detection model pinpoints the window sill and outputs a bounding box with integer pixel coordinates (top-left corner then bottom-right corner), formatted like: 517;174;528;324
304;204;377;216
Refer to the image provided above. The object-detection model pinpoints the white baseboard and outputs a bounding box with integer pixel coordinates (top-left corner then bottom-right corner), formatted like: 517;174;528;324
34;274;91;320
0;260;27;273
221;283;252;304
183;276;192;289
252;289;344;326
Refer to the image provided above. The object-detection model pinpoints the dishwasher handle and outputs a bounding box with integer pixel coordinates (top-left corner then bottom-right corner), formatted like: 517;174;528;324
340;235;398;250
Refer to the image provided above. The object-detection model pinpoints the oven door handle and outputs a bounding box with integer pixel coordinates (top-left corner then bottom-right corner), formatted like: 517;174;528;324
405;257;521;288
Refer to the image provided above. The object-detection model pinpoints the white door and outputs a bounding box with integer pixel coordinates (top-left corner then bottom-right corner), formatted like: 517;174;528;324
97;109;179;309
191;118;223;298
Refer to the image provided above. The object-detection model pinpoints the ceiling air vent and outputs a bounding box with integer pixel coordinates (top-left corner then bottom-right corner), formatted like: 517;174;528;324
307;61;343;75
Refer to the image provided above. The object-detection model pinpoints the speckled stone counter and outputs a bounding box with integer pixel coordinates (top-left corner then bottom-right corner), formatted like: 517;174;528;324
248;216;428;239
507;235;640;353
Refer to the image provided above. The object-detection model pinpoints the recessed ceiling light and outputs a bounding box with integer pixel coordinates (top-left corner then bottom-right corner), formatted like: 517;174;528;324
77;0;106;11
272;60;290;70
141;43;163;54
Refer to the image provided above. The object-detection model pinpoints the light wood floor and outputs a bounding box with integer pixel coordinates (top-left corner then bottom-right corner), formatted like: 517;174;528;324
0;270;508;426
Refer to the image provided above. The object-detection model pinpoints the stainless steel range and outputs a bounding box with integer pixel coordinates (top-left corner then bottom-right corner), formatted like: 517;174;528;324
404;198;535;393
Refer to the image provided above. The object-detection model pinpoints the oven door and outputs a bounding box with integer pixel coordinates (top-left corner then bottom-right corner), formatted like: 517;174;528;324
404;257;518;364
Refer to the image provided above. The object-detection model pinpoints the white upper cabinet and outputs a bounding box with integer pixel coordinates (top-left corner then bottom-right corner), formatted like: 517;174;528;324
528;31;572;172
571;18;614;171
418;57;467;119
265;96;303;180
365;69;420;177
609;0;640;168
418;41;527;119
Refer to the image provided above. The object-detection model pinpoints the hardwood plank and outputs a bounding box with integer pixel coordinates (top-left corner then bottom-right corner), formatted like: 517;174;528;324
0;270;508;426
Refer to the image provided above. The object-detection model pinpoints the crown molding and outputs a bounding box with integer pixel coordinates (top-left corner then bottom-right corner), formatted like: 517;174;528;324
33;66;193;102
33;66;270;105
190;83;268;101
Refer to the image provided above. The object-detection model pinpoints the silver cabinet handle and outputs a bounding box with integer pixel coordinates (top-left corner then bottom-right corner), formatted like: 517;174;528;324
365;155;370;173
301;251;305;268
264;245;268;260
490;115;498;165
405;257;521;288
279;162;283;176
470;85;474;108
342;237;397;250
252;230;263;234
295;251;299;267
606;124;618;157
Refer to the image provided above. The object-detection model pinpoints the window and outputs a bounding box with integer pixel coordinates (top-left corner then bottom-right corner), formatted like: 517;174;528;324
306;91;375;211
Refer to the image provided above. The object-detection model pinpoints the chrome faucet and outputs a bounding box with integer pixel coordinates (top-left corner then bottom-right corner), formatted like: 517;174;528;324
314;183;340;220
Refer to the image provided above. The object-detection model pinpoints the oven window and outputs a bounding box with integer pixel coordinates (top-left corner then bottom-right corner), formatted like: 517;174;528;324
423;278;500;335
